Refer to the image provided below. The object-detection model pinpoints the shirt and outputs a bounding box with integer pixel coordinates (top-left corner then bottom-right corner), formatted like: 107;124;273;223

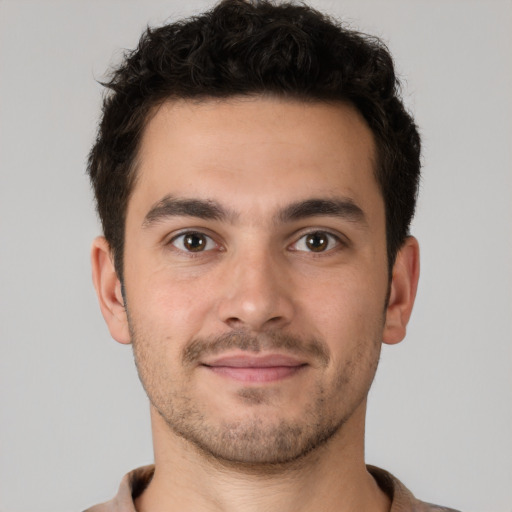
84;465;460;512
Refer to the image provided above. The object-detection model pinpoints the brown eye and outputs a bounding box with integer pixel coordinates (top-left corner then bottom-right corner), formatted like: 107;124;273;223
292;231;339;253
184;233;206;251
305;232;329;252
171;232;215;252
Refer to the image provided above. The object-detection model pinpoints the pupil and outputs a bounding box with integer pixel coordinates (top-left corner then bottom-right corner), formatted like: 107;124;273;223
184;233;205;252
306;232;327;252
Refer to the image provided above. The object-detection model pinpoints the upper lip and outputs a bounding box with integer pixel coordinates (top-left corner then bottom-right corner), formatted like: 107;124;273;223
201;353;307;368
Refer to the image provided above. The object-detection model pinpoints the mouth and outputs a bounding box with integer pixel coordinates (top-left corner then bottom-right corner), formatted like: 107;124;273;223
201;353;308;383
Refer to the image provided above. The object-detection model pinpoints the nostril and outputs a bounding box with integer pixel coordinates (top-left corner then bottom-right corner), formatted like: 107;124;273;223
266;316;285;325
217;277;295;331
225;317;244;329
224;314;285;331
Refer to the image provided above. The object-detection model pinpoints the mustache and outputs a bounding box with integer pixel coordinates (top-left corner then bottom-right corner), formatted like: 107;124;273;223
182;330;330;367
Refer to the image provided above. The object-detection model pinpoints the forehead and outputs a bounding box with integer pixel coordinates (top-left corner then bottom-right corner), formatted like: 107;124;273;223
129;96;381;223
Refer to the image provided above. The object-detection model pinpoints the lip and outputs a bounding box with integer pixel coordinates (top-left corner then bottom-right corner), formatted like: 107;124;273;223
201;353;308;383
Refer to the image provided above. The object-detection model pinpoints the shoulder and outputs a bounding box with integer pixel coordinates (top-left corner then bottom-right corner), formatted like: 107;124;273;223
421;506;461;512
367;465;462;512
83;465;155;512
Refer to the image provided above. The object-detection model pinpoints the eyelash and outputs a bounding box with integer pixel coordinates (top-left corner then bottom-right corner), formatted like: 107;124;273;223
169;231;219;254
168;229;344;256
289;231;342;253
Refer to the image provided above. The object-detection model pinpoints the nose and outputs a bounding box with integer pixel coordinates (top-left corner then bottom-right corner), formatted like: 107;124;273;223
217;247;295;332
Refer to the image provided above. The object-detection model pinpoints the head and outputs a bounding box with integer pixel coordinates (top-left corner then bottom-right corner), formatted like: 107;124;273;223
89;0;421;469
88;0;421;283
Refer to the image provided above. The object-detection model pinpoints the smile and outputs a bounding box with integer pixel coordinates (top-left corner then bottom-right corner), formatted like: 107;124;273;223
201;354;308;383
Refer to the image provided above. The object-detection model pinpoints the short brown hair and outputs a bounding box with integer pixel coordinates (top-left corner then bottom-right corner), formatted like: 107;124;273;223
88;0;421;281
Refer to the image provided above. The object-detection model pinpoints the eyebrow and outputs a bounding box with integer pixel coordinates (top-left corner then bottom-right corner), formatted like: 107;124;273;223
142;195;366;228
276;198;367;226
142;195;235;228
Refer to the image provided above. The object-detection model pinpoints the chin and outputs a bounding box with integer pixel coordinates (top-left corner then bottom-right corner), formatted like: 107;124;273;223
161;405;347;469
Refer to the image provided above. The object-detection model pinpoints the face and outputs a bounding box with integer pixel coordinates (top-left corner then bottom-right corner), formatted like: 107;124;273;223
95;97;416;466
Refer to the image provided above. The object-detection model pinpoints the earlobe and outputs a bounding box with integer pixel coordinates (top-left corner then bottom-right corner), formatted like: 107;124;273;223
91;236;131;344
383;236;420;345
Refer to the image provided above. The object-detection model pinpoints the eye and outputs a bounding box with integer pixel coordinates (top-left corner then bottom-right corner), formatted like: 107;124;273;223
291;231;340;253
170;231;217;253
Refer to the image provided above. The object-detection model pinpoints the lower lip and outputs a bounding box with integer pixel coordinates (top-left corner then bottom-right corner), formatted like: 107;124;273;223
204;365;305;383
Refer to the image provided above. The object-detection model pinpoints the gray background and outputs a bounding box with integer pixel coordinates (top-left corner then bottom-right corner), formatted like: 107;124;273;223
0;0;510;510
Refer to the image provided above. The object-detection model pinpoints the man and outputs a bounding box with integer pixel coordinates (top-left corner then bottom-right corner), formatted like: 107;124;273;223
86;1;459;510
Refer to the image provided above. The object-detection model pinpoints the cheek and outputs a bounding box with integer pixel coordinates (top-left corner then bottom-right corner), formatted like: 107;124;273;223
298;267;388;337
127;267;219;343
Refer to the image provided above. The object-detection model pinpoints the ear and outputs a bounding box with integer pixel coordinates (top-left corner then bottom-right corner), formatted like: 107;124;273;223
383;236;420;345
91;236;131;344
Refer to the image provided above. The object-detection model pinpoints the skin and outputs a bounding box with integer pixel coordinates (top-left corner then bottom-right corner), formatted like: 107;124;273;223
92;97;419;512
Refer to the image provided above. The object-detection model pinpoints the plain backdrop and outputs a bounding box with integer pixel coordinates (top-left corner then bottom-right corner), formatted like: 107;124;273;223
0;1;511;511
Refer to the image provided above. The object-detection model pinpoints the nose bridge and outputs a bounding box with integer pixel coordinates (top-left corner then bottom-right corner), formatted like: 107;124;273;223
218;240;294;331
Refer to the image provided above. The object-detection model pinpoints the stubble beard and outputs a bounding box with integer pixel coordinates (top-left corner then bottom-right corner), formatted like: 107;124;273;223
130;325;382;470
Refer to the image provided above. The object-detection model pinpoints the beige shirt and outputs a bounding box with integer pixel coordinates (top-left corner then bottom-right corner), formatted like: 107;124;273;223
84;465;460;512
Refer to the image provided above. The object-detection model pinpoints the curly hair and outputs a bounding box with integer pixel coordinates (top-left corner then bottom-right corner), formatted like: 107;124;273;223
88;0;421;281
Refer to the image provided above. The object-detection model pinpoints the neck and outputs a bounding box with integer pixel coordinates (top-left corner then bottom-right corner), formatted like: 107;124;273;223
135;403;390;512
